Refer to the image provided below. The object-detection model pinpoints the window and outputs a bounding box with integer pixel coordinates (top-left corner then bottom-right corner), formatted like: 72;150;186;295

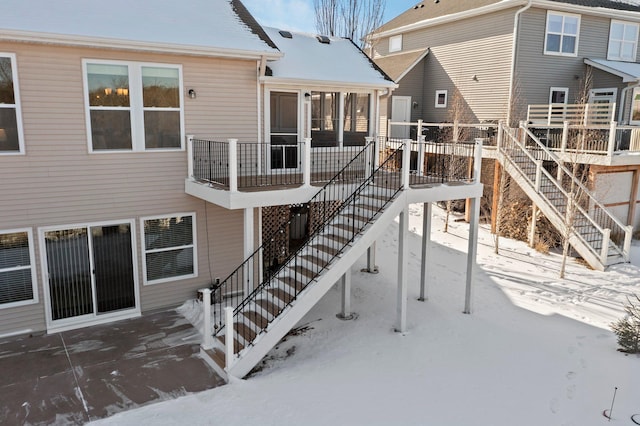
0;54;24;154
549;87;568;104
630;87;640;125
544;12;580;56
389;35;402;53
311;92;338;147
142;214;196;284
608;21;639;62
84;60;183;152
589;88;617;105
435;90;447;108
0;229;37;308
343;93;370;146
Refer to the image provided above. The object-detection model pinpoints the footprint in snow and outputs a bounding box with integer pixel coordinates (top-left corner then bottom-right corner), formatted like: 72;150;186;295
566;384;576;400
566;371;576;380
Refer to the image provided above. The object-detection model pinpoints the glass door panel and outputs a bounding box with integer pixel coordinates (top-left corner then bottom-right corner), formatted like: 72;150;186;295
270;92;299;169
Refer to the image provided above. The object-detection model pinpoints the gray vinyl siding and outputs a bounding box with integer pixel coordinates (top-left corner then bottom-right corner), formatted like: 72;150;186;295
394;60;426;122
0;42;258;335
515;7;631;117
382;8;517;123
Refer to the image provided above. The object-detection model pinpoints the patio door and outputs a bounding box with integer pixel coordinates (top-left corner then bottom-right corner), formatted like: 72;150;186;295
269;91;300;170
42;221;138;329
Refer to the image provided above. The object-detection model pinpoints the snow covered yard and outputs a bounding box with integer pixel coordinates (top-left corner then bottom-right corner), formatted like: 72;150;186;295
91;204;640;426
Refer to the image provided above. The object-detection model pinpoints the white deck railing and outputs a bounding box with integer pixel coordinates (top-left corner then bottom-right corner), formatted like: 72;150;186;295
527;103;616;126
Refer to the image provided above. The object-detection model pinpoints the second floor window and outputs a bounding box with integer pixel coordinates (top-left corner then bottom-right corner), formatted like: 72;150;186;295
545;11;580;56
389;35;403;53
0;54;23;154
84;60;183;152
608;21;639;62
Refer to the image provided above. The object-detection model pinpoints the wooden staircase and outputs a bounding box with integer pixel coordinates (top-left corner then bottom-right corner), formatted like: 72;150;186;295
497;124;632;270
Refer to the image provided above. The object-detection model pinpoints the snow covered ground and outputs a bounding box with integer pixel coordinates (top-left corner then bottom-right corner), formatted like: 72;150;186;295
91;204;640;426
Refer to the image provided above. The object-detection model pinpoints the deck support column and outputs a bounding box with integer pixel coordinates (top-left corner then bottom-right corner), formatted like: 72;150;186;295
395;207;409;333
243;207;254;297
337;267;355;320
419;202;432;302
464;196;480;314
362;243;379;273
529;204;538;247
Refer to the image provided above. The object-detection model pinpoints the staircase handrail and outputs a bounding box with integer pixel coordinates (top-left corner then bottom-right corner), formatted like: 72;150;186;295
209;141;375;307
519;124;629;234
226;145;404;338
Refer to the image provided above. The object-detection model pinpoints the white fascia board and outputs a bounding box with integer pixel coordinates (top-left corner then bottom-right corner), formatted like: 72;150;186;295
259;76;398;90
371;0;524;40
533;0;640;22
584;58;637;83
395;49;430;83
0;30;283;60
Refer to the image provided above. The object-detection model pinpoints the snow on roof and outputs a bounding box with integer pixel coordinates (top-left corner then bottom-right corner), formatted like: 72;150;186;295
1;0;279;57
585;58;640;82
263;27;395;88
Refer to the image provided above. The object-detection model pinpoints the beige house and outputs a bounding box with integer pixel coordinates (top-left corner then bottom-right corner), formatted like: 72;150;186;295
1;0;486;381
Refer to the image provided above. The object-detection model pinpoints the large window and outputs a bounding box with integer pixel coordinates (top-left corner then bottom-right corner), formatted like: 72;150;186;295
608;21;639;62
85;60;183;152
343;93;370;146
0;229;37;308
0;54;23;154
142;214;196;284
311;92;338;147
544;12;580;56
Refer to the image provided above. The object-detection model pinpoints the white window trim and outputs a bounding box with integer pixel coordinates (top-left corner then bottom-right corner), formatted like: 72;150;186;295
389;35;403;53
607;20;639;62
588;88;618;104
0;53;25;155
549;87;569;104
82;59;185;154
630;87;640;125
544;11;581;57
435;90;448;108
0;228;38;309
140;212;197;285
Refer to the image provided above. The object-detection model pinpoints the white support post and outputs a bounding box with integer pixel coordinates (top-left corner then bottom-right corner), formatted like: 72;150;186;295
529;204;538;248
418;135;426;176
387;119;392;141
561;121;569;153
337;268;355;320
228;138;238;193
396;207;409;332
583;103;590;126
243;208;254;297
365;136;375;178
419;202;432;302
187;135;195;179
363;242;379;274
474;138;483;183
402;139;411;190
600;228;611;266
623;225;633;262
374;134;381;170
607;120;617;156
534;159;543;192
496;121;503;151
224;307;235;371
303;137;312;187
464;196;481;314
201;288;214;350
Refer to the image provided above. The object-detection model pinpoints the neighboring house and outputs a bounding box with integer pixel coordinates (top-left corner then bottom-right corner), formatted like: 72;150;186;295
0;0;483;380
370;0;640;232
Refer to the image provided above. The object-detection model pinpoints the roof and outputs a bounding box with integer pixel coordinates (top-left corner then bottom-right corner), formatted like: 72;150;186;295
374;0;640;38
374;49;429;82
585;58;640;82
0;0;280;58
263;27;396;89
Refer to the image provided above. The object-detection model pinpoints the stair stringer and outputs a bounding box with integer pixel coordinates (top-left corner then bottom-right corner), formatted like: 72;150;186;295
498;153;611;271
226;191;408;379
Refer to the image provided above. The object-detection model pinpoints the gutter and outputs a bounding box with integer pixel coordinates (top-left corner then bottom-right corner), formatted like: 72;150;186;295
259;76;398;91
507;0;533;125
0;29;283;61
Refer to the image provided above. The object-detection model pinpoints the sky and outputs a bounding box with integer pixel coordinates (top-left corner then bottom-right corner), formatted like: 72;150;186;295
242;0;419;34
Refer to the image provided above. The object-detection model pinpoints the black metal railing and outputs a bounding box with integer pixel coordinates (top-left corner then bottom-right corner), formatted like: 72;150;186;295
192;139;230;188
310;145;370;185
237;142;304;188
208;140;376;333
223;146;404;351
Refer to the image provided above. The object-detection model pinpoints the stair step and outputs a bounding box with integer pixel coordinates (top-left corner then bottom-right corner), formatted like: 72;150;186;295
300;254;330;268
339;213;370;224
309;243;340;256
242;310;269;330
267;287;296;304
209;347;226;371
216;334;244;354
234;321;258;343
324;233;352;245
255;298;282;317
287;264;317;280
277;276;307;292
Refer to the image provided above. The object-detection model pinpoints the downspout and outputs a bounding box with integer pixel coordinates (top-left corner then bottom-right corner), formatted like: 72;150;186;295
618;81;640;124
257;55;267;145
507;0;533;125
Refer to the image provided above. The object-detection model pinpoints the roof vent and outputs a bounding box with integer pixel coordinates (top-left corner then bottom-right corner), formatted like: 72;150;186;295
316;35;331;44
279;30;293;39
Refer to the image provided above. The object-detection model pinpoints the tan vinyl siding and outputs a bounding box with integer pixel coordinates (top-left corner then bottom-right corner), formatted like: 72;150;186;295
382;8;516;123
0;42;258;335
515;7;629;115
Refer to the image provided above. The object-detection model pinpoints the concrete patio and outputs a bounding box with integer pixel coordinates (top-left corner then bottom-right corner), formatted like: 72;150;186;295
0;307;224;425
